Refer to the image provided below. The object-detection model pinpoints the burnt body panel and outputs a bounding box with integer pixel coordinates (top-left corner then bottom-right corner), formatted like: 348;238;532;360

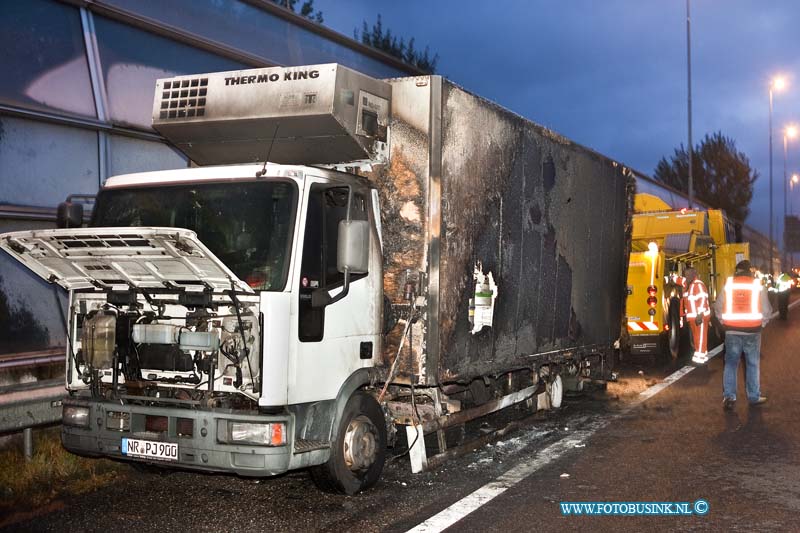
359;77;432;381
359;74;632;386
436;81;631;382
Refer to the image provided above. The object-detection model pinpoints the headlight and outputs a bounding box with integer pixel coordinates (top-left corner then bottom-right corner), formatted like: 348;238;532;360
218;420;286;446
63;405;91;428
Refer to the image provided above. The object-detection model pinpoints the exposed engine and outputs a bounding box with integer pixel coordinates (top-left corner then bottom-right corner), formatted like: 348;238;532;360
72;290;261;406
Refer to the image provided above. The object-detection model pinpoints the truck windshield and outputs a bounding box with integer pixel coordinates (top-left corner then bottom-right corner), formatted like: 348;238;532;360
91;181;297;291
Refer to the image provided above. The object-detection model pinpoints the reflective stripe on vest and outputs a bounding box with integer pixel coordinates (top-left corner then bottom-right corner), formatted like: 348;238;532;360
720;276;763;328
685;280;710;317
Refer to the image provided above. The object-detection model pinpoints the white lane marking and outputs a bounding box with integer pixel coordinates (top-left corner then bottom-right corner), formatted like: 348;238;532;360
407;299;800;533
406;365;688;533
406;303;800;533
629;364;697;405
405;419;609;533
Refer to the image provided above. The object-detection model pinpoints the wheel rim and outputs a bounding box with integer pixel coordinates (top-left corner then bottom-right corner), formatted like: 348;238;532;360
342;415;378;472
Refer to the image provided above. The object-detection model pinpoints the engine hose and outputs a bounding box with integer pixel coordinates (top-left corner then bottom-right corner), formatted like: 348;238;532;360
228;280;255;389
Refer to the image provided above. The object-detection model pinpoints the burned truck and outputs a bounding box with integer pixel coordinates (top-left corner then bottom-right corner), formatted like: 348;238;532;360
0;64;633;494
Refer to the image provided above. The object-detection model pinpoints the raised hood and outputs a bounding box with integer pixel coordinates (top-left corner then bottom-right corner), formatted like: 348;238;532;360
0;227;253;293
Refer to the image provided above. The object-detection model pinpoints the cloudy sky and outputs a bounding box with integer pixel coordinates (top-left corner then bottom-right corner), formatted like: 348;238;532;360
317;0;800;238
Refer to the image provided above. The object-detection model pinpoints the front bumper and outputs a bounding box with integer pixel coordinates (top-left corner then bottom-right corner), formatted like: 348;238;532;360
61;398;294;476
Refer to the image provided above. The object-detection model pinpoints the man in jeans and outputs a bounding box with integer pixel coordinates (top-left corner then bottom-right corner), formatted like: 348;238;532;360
714;260;772;410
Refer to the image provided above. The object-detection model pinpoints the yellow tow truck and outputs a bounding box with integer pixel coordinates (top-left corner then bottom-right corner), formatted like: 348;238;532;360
625;194;749;362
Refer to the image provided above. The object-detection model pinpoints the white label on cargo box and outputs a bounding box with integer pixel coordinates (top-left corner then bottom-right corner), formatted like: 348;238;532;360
470;261;497;335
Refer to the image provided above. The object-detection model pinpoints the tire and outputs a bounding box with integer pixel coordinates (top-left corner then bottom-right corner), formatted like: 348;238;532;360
667;297;681;359
310;391;387;495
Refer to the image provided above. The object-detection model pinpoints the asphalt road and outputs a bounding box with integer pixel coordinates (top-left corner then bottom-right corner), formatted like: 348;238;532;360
428;301;800;532
3;302;798;532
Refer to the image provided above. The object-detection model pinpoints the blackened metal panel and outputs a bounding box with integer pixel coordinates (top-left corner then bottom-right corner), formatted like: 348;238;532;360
424;76;443;386
358;77;432;383
437;81;632;383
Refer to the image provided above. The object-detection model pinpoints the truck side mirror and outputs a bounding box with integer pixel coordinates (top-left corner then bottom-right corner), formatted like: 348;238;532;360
311;190;371;309
57;202;83;228
337;219;370;274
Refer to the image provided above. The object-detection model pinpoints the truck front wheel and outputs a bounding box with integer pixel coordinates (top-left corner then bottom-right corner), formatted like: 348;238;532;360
311;391;387;495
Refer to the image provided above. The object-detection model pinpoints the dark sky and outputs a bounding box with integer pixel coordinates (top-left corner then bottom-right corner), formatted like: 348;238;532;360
317;0;800;239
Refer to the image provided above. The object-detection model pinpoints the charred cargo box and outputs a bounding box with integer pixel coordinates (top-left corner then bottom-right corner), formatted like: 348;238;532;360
151;64;633;387
375;76;633;386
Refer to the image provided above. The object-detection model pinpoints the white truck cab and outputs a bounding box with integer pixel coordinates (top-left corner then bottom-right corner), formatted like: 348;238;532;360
2;161;388;494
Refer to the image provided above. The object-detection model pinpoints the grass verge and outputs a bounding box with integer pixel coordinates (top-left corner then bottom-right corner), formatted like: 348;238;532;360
0;427;124;513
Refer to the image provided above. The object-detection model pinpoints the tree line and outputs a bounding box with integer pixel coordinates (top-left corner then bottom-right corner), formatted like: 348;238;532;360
654;132;757;223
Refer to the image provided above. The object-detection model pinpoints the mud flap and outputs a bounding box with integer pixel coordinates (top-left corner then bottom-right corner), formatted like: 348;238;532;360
407;425;427;473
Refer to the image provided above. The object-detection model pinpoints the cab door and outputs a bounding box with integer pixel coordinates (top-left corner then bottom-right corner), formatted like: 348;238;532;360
289;179;381;404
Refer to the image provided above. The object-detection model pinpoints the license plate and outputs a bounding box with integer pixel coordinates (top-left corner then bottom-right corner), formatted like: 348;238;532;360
121;437;178;461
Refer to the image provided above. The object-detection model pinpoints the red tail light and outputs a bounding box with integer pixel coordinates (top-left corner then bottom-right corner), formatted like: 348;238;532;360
647;296;658;307
647;285;657;296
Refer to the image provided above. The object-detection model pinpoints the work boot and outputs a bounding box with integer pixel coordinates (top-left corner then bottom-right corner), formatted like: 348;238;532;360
723;398;735;411
750;396;768;406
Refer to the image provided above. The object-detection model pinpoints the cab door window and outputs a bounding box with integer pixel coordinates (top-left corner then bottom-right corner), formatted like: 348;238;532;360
298;185;368;342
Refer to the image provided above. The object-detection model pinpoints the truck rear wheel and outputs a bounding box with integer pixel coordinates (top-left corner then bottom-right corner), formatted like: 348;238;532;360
310;391;387;495
667;297;681;359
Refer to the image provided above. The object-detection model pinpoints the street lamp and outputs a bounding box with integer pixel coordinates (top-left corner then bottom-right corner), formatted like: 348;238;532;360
784;125;798;269
769;76;787;275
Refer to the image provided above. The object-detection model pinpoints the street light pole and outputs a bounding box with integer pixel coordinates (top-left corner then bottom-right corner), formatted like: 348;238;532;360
785;132;789;270
769;77;786;275
792;174;799;270
783;126;797;271
686;0;694;209
769;85;775;275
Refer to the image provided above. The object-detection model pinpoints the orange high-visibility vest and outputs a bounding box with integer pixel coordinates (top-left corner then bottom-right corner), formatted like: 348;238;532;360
720;275;764;330
685;279;710;318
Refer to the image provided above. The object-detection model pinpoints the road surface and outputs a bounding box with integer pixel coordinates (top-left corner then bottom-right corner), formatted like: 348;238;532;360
2;302;798;532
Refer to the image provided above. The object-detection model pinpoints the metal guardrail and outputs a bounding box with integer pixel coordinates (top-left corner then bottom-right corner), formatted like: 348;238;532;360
0;347;64;370
0;379;65;434
0;379;65;460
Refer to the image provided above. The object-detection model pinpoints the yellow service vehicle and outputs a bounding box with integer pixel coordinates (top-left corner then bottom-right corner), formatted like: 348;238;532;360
625;194;749;361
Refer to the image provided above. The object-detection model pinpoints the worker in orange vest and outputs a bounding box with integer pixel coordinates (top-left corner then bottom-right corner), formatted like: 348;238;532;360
715;260;772;410
683;268;711;364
